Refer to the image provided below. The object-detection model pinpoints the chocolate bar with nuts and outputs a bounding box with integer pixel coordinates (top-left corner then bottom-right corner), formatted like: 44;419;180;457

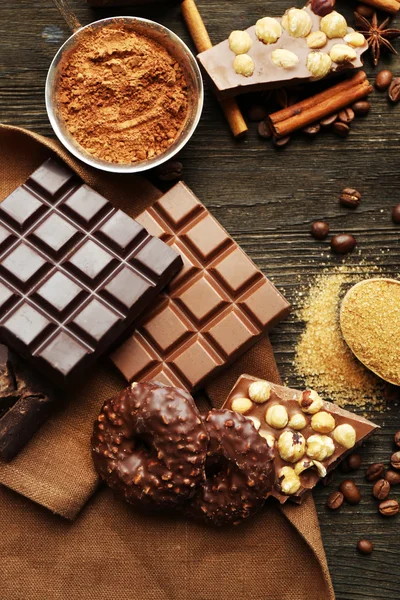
0;344;60;461
198;5;368;98
222;375;378;503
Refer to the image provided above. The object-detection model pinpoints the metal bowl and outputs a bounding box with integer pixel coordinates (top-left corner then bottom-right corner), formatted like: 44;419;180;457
45;16;203;173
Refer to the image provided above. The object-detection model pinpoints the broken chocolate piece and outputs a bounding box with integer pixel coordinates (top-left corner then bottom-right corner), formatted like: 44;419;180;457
0;344;60;461
223;374;378;503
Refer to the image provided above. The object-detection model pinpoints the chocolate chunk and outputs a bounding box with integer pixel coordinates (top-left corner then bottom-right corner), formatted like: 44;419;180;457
198;6;367;98
222;375;378;504
0;344;60;460
0;159;182;387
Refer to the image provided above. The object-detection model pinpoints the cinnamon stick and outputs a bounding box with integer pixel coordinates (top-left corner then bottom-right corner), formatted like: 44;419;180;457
358;0;400;15
269;72;373;138
181;0;248;138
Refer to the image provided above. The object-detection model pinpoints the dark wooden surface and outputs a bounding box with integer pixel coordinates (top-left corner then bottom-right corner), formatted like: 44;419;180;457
1;1;400;597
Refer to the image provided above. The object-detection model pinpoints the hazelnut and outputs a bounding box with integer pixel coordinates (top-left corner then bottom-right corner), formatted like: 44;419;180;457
306;434;335;461
320;11;348;39
329;44;357;64
343;32;366;48
265;404;289;429
311;411;336;434
306;52;332;79
281;8;312;38
231;397;253;414
248;380;271;403
278;466;301;495
233;54;255;77
228;30;253;55
294;458;315;475
271;49;299;69
288;412;307;431
255;17;282;44
246;415;261;431
333;424;356;449
278;430;306;463
259;431;276;448
307;30;328;49
294;458;327;478
299;389;323;414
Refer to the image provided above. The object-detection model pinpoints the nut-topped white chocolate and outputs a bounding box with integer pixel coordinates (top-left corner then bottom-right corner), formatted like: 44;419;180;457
199;4;368;94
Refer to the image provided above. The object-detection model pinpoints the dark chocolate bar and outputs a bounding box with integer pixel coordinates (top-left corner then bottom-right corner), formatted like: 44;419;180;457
0;344;60;461
111;183;290;390
198;5;368;98
0;159;182;387
223;375;378;503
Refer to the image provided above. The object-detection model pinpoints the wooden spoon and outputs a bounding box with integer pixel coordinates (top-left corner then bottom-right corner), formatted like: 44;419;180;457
340;278;400;386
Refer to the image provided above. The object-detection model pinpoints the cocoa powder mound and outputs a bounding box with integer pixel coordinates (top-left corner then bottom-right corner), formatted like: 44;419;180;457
57;23;189;164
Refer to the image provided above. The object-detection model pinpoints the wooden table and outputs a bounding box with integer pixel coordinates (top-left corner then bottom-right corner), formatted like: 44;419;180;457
1;1;399;598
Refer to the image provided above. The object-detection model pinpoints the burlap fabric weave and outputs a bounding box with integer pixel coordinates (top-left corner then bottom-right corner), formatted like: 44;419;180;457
0;124;335;600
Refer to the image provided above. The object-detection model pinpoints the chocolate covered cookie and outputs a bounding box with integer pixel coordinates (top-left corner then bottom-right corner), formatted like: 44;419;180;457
92;382;209;509
186;409;275;526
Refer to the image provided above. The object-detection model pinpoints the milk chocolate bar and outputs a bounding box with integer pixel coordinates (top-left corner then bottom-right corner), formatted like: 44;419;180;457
198;5;368;98
0;159;182;387
223;375;378;503
111;183;290;390
0;344;59;461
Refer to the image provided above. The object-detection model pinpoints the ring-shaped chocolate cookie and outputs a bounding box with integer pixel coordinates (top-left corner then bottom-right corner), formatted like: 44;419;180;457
186;409;275;526
92;382;209;509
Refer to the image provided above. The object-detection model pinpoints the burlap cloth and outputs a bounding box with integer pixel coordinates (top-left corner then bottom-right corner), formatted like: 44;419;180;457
0;124;335;600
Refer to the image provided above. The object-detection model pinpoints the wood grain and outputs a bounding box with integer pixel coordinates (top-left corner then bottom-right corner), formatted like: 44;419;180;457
1;1;400;598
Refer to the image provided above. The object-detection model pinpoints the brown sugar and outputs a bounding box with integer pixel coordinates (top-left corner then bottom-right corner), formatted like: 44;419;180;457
340;279;400;386
293;265;386;411
57;23;189;164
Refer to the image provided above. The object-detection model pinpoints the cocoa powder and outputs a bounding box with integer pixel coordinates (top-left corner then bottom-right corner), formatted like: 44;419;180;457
57;23;189;164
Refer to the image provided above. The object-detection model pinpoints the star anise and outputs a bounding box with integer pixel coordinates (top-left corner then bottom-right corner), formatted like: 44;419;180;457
354;11;400;66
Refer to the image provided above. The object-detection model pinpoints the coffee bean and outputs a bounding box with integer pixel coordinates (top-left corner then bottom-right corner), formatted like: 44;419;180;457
302;123;321;136
332;122;350;137
340;453;362;473
352;100;371;116
320;113;338;127
272;135;291;147
326;490;344;510
258;120;272;139
311;221;330;240
379;498;400;516
338;108;355;125
389;77;400;103
394;431;400;448
373;478;391;500
375;69;393;91
330;234;357;255
155;160;183;182
339;187;361;208
392;204;400;224
390;450;400;470
365;463;385;482
355;4;375;18
248;104;268;122
339;479;361;504
357;539;374;555
385;470;400;486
